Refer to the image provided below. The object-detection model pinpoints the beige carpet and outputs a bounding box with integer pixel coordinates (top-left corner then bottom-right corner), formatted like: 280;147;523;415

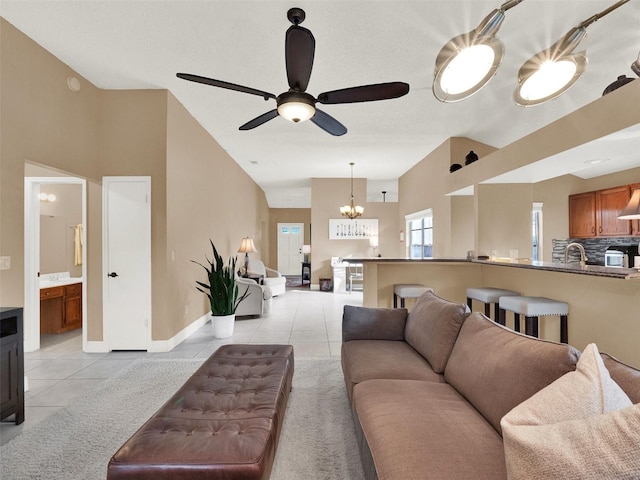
0;356;365;480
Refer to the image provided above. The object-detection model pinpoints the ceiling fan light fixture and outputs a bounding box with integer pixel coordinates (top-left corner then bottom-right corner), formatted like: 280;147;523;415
277;91;316;123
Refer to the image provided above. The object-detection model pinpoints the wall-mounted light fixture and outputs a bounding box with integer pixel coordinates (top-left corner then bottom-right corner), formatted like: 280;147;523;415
433;0;524;102
38;192;57;202
514;0;630;106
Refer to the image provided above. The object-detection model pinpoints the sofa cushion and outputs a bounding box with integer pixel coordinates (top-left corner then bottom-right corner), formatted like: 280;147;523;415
444;312;580;434
602;352;640;404
501;344;640;479
353;379;507;480
404;290;469;373
342;305;407;342
341;340;444;401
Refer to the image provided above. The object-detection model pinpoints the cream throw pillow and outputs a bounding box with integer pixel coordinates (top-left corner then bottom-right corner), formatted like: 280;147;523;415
501;343;640;480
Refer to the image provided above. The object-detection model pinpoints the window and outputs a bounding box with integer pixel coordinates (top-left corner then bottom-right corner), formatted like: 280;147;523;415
406;209;433;259
532;203;543;261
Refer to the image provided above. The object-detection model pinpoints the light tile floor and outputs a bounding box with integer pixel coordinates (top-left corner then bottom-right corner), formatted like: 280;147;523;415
0;288;362;445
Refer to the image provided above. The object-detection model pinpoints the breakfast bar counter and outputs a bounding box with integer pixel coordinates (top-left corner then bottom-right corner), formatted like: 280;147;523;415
344;257;640;368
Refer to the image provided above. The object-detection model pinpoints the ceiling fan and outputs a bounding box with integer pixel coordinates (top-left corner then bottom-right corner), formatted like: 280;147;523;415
177;7;410;136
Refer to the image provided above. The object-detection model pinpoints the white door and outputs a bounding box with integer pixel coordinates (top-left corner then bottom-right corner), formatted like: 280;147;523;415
277;223;304;275
103;177;151;350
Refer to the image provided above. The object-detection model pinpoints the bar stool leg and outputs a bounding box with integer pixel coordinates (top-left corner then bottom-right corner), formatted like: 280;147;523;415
484;303;491;318
560;315;568;344
401;297;406;308
525;316;539;338
514;313;520;333
466;297;472;311
498;308;506;326
393;294;398;308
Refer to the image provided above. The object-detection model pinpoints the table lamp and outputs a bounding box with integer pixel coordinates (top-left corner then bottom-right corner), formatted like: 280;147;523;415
237;237;257;277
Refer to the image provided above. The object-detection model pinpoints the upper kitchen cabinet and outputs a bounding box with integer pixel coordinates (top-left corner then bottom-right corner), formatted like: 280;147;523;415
569;185;632;238
631;183;640;236
569;191;597;237
597;186;632;237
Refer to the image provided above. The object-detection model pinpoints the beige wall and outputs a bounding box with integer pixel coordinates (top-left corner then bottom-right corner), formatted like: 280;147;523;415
1;18;101;315
311;177;399;283
0;18;268;345
165;93;270;338
476;183;533;259
399;137;497;258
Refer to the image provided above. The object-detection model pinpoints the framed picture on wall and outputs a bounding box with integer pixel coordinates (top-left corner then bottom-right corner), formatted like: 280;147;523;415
329;219;378;239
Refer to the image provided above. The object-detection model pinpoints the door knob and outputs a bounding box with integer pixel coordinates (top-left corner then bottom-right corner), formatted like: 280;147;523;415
108;272;119;278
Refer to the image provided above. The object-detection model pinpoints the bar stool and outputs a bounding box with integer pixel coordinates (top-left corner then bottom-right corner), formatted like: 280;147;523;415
393;284;433;308
466;287;520;321
498;296;569;344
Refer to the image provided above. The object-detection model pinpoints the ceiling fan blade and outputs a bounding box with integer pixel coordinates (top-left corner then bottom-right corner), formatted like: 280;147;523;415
176;73;276;100
310;109;347;136
317;82;410;104
285;25;315;92
239;109;279;130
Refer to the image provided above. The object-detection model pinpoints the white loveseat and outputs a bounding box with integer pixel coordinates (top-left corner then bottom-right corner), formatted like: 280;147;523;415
247;259;286;297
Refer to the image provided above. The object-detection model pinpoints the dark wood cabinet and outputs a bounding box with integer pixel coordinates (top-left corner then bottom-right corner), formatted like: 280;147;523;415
569;185;634;238
1;307;24;424
40;283;82;334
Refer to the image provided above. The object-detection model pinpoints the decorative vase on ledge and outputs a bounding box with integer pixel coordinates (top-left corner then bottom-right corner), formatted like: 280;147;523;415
465;150;479;165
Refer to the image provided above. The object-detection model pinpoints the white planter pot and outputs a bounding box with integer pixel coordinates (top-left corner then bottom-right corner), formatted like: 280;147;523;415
210;314;235;339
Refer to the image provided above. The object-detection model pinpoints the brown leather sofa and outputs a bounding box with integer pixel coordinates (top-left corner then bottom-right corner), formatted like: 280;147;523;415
341;291;640;480
107;344;294;480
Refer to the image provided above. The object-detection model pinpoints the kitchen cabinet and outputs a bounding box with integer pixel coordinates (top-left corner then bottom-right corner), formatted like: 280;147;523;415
569;186;632;238
40;282;82;334
631;183;640;236
569;192;597;237
1;307;24;424
596;185;632;237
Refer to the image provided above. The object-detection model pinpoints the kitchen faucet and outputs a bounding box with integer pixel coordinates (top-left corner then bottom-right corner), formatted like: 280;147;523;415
564;242;588;266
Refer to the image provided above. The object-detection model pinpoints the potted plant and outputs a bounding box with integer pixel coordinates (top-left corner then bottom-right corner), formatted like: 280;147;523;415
193;240;250;338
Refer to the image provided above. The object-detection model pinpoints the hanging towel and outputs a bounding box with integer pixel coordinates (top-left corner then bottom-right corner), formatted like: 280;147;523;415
74;224;83;266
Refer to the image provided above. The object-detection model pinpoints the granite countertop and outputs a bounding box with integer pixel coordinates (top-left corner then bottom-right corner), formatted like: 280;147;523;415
343;257;640;280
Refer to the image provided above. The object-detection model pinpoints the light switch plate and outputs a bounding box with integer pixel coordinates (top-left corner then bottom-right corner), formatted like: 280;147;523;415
509;249;519;259
0;256;10;270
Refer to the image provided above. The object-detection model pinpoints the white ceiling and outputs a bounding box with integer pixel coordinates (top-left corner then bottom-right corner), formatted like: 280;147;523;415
2;0;639;207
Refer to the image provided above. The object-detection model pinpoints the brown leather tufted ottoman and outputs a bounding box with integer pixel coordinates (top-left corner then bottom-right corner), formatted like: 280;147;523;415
107;344;294;480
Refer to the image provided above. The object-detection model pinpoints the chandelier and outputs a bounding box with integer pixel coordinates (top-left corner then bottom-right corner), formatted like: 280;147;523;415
340;162;364;219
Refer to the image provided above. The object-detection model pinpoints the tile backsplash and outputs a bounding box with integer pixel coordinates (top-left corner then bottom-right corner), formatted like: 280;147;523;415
553;238;640;265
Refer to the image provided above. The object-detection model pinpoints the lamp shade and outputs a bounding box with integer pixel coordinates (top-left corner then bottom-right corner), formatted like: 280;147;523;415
277;91;316;123
302;245;311;254
237;237;257;254
618;188;640;219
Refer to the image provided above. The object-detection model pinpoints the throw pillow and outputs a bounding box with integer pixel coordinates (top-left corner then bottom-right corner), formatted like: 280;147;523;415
501;343;640;480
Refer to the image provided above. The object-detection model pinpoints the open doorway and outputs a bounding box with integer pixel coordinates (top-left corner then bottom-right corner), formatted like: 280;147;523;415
24;174;87;353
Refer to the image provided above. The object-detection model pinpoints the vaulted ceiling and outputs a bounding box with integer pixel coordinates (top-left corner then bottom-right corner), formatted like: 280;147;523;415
2;1;639;207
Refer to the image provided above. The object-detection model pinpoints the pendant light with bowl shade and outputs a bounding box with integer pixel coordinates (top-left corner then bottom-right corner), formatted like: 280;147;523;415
514;0;630;107
433;0;524;103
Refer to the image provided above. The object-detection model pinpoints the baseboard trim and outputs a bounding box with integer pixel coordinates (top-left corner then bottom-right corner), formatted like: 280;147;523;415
84;340;109;353
147;313;210;352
